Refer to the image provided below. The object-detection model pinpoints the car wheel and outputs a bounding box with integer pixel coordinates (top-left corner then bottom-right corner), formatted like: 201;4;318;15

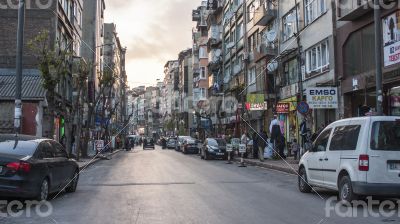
338;175;358;203
36;178;49;201
66;170;79;193
298;167;312;193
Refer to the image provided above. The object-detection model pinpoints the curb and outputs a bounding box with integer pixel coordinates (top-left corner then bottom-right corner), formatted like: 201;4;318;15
233;158;298;175
78;149;123;171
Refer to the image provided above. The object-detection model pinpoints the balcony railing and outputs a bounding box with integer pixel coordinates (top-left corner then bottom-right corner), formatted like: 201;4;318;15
253;2;277;26
338;0;372;21
254;44;278;62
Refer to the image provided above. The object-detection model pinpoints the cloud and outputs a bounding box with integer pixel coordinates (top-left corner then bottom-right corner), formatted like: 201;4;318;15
105;0;200;87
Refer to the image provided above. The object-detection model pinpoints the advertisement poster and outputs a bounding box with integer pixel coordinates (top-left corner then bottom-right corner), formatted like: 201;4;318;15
383;10;400;67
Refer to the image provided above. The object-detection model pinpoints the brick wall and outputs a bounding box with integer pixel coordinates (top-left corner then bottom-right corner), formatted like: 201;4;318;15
0;1;57;69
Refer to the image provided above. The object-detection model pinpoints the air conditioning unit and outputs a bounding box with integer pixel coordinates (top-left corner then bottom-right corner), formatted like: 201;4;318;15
242;52;249;61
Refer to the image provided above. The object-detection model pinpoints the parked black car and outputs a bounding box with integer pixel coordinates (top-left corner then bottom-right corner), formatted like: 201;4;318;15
182;138;200;154
0;134;79;201
201;138;227;160
143;137;155;149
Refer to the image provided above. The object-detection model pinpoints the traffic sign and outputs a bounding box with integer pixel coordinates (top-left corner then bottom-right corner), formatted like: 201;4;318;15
297;101;310;114
239;144;246;153
226;144;233;152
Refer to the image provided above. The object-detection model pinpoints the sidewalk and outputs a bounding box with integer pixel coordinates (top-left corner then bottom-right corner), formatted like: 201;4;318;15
233;156;299;175
77;149;123;170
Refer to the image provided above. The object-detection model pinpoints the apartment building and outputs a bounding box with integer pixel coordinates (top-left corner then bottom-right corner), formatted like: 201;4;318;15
0;0;84;138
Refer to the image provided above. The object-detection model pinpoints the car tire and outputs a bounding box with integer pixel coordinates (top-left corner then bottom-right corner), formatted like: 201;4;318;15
66;170;79;193
36;178;50;201
338;175;358;203
298;167;312;193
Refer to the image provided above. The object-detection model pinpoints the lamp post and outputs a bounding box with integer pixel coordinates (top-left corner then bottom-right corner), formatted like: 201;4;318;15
14;0;26;134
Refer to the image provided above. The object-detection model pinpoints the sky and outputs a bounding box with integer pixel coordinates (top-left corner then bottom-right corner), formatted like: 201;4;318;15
105;0;200;88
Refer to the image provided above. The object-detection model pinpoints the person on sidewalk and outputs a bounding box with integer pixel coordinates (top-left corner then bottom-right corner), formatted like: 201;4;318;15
252;132;258;159
258;130;268;162
277;134;286;159
269;114;281;157
291;139;300;160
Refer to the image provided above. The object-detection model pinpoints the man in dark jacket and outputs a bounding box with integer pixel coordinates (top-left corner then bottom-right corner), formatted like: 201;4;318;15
252;132;258;159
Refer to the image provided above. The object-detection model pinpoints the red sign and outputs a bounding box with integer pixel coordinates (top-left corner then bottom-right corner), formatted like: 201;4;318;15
276;103;290;114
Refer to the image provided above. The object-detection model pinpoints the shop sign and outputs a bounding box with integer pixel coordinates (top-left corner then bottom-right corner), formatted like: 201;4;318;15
383;10;400;67
306;87;338;109
246;94;267;111
276;103;290;113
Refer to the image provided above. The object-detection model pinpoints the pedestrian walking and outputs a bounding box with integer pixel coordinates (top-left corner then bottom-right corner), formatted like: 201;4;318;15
252;132;258;159
277;134;286;159
269;114;281;156
291;139;300;160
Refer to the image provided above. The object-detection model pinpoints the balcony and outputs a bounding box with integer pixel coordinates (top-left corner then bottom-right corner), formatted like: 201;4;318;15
208;25;222;45
254;44;277;62
253;3;277;26
338;0;372;21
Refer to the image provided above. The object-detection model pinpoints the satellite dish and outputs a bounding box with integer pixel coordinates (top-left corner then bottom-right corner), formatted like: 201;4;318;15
267;60;278;72
215;49;222;57
266;29;277;42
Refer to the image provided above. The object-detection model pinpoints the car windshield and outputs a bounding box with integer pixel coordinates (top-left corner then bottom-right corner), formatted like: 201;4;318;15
0;139;38;156
208;139;226;147
168;139;176;143
370;121;400;151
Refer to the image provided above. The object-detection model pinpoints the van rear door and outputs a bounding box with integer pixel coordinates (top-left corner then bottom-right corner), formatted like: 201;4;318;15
367;117;400;184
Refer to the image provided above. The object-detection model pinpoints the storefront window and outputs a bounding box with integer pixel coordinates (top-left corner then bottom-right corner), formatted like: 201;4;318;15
390;87;400;116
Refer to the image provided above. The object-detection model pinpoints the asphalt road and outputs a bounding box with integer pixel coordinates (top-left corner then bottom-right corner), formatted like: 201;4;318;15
2;146;400;224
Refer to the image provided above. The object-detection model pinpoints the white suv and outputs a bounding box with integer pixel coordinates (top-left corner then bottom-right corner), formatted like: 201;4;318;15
298;116;400;202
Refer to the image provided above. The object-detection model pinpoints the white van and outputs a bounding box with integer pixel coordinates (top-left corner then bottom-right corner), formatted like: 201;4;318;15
298;116;400;202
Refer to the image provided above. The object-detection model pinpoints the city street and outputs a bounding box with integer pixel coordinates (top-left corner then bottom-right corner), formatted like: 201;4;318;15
2;146;399;224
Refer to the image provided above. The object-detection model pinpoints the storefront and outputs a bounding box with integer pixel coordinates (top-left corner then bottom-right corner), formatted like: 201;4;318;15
337;8;400;118
277;96;298;143
306;87;338;130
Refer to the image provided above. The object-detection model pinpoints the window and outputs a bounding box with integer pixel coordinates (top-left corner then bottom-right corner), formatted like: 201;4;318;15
248;3;255;21
312;129;331;152
51;141;68;158
304;0;326;25
199;46;207;58
370;121;400;151
330;125;361;151
306;40;329;77
282;6;299;41
283;58;298;86
236;22;244;40
200;67;207;79
39;142;54;158
200;88;207;98
248;67;256;87
344;24;375;77
0;140;38;156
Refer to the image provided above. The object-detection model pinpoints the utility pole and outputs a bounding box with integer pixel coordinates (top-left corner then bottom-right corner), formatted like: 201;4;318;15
15;0;26;134
374;0;383;116
294;0;303;102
